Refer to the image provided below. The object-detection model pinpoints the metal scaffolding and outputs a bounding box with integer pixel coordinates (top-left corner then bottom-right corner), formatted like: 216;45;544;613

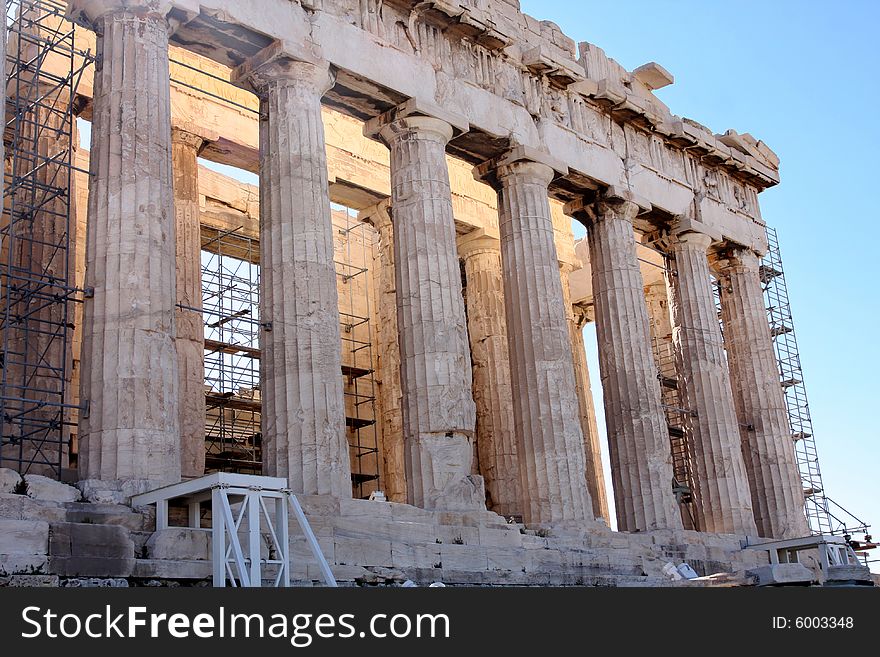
199;209;383;499
761;227;871;542
201;227;262;474
0;0;92;477
638;243;699;529
335;206;381;499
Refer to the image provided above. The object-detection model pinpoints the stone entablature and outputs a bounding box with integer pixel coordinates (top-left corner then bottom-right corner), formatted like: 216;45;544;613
68;0;777;255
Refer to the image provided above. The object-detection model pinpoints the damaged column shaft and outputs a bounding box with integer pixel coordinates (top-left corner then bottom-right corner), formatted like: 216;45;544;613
361;201;407;504
477;150;592;526
365;103;478;510
234;55;350;497
73;0;180;486
171;127;207;480
560;265;610;523
459;235;522;518
666;231;756;535
569;195;682;532
716;246;807;538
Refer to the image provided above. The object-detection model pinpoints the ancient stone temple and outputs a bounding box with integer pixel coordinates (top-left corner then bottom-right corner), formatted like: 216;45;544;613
1;0;871;588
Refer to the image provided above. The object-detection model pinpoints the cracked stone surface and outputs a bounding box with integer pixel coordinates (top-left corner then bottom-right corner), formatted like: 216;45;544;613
171;127;206;479
717;247;807;538
237;58;350;497
369;112;478;510
666;231;756;536
574;197;682;532
363;202;407;504
78;6;180;486
483;158;592;526
460;235;522;518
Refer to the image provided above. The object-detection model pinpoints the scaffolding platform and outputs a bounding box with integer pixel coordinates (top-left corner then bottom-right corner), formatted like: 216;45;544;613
130;472;336;588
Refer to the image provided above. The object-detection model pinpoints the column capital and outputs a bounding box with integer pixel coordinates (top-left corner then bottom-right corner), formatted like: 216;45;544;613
713;243;761;275
457;231;501;259
68;0;197;30
669;229;714;252
565;194;639;227
364;98;469;145
358;199;392;229
474;145;567;190
232;43;334;98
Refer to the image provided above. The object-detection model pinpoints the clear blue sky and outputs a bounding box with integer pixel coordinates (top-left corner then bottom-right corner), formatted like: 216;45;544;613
519;0;878;561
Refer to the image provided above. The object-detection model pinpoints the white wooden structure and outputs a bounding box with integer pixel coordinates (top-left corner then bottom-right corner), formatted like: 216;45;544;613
131;473;336;587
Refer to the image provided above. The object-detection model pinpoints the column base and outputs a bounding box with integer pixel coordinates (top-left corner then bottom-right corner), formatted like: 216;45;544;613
410;433;486;511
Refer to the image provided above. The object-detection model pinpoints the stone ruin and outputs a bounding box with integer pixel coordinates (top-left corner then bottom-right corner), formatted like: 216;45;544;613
1;0;868;587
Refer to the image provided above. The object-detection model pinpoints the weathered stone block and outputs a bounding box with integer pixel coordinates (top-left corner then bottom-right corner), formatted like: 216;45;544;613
0;574;59;587
60;578;129;587
132;559;212;580
334;537;392;567
24;475;81;503
825;564;874;586
145;528;210;561
339;498;393;518
0;519;49;554
0;468;22;494
747;563;815;586
48;522;135;577
390;502;435;524
391;542;442;569
520;534;548;549
478;526;523;547
525;548;564;572
291;535;335;566
486;546;526;571
65;503;147;531
439;544;488;571
295;494;340;518
437;524;479;546
0;555;49;576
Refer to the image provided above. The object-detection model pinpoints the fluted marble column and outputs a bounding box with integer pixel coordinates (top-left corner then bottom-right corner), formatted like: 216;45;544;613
568;196;682;532
645;278;700;529
364;103;478;510
716;246;807;538
73;0;180;486
233;55;350;497
560;265;609;521
666;231;756;535
171;127;206;479
476;150;592;526
459;234;522;518
361;201;406;503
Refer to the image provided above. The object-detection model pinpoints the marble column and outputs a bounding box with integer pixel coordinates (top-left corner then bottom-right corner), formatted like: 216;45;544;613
73;0;180;486
716;246;807;538
459;234;522;518
361;201;407;504
567;195;682;532
233;55;350;497
560;264;610;522
645;278;700;529
666;231;756;535
171;127;206;479
476;149;592;526
364;102;479;510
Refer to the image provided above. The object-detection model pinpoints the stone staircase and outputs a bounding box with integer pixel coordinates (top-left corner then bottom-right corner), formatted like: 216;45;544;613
0;469;771;587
